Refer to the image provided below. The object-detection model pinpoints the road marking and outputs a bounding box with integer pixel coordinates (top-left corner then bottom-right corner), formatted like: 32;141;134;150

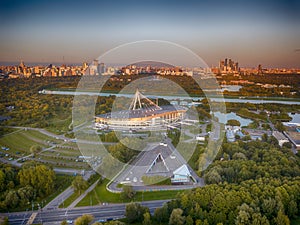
26;213;37;225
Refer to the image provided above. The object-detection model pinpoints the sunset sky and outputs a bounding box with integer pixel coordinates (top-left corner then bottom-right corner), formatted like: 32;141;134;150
0;0;299;68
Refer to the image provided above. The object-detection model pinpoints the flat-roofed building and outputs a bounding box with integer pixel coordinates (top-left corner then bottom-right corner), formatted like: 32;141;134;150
272;131;289;147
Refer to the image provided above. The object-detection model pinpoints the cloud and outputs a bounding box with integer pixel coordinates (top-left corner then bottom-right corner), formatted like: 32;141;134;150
294;49;300;52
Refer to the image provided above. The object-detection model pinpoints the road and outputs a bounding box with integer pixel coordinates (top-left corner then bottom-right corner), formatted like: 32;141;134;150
5;200;167;225
43;170;94;210
43;186;74;211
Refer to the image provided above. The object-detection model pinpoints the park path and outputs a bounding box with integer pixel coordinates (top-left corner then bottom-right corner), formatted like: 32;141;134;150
67;178;101;209
43;171;94;210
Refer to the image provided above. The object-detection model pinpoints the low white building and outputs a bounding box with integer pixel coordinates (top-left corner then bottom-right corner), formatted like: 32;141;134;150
225;125;242;142
272;131;289;147
171;164;191;184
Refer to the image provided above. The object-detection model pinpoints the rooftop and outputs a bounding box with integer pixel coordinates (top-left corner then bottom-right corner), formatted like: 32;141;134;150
96;104;186;119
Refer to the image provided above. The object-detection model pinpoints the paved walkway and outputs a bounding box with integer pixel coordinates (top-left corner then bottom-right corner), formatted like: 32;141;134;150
67;178;101;209
43;186;74;210
44;171;94;210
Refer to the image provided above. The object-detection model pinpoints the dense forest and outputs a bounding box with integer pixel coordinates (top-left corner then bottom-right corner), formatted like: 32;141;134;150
0;162;70;212
115;138;300;225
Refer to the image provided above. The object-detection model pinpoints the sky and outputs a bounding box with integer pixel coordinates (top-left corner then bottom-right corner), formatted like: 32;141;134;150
0;0;299;68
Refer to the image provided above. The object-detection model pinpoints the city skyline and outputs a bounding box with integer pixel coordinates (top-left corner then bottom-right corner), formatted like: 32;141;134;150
0;0;300;68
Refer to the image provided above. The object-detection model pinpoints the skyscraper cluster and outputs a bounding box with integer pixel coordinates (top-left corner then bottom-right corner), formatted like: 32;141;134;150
219;58;239;73
88;59;106;75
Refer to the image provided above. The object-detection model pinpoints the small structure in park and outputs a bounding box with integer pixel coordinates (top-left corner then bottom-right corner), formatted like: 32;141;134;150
171;164;192;184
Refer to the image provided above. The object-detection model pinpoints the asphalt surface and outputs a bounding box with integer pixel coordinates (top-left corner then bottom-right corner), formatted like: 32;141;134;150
43;170;94;210
6;200;168;225
108;139;204;192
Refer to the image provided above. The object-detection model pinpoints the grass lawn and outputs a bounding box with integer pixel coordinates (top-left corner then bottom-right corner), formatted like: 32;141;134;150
23;129;59;143
76;179;183;207
0;128;88;169
0;129;48;156
59;192;81;208
46;116;72;134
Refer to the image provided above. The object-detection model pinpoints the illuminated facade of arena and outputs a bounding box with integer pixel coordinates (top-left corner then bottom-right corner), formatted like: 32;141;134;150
95;89;187;129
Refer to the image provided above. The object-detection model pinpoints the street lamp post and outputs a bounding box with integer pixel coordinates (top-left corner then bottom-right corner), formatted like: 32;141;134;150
38;203;42;224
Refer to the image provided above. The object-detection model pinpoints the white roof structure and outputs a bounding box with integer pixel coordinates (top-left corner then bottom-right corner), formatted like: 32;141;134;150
173;164;191;177
171;164;191;183
129;89;161;111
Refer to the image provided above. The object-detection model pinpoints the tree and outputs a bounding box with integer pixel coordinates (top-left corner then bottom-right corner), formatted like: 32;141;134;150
236;203;253;225
251;213;270;225
204;169;222;184
275;210;290;225
154;204;169;223
30;145;42;155
227;119;241;127
287;200;298;219
186;215;194;225
143;212;151;225
261;133;268;142
121;185;136;200
282;142;292;149
125;202;149;223
72;176;88;194
232;152;247;160
108;140;138;163
18;164;55;197
275;122;286;132
17;185;34;206
169;208;185;225
74;214;94;225
61;220;68;225
91;222;102;225
0;170;5;191
0;217;9;225
5;190;19;208
104;221;125;225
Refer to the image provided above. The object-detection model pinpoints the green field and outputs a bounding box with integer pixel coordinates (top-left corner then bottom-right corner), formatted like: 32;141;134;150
76;179;183;207
59;192;81;208
0;128;90;169
0;129;49;156
46;116;72;134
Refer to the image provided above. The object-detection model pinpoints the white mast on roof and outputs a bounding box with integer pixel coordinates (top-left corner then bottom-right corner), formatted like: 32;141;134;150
129;89;162;111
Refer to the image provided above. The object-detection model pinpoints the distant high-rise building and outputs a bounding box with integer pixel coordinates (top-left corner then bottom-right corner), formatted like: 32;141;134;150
258;64;263;75
219;58;239;73
235;62;239;71
98;62;105;75
19;60;25;68
92;59;99;67
88;59;99;75
82;62;88;70
219;60;225;69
